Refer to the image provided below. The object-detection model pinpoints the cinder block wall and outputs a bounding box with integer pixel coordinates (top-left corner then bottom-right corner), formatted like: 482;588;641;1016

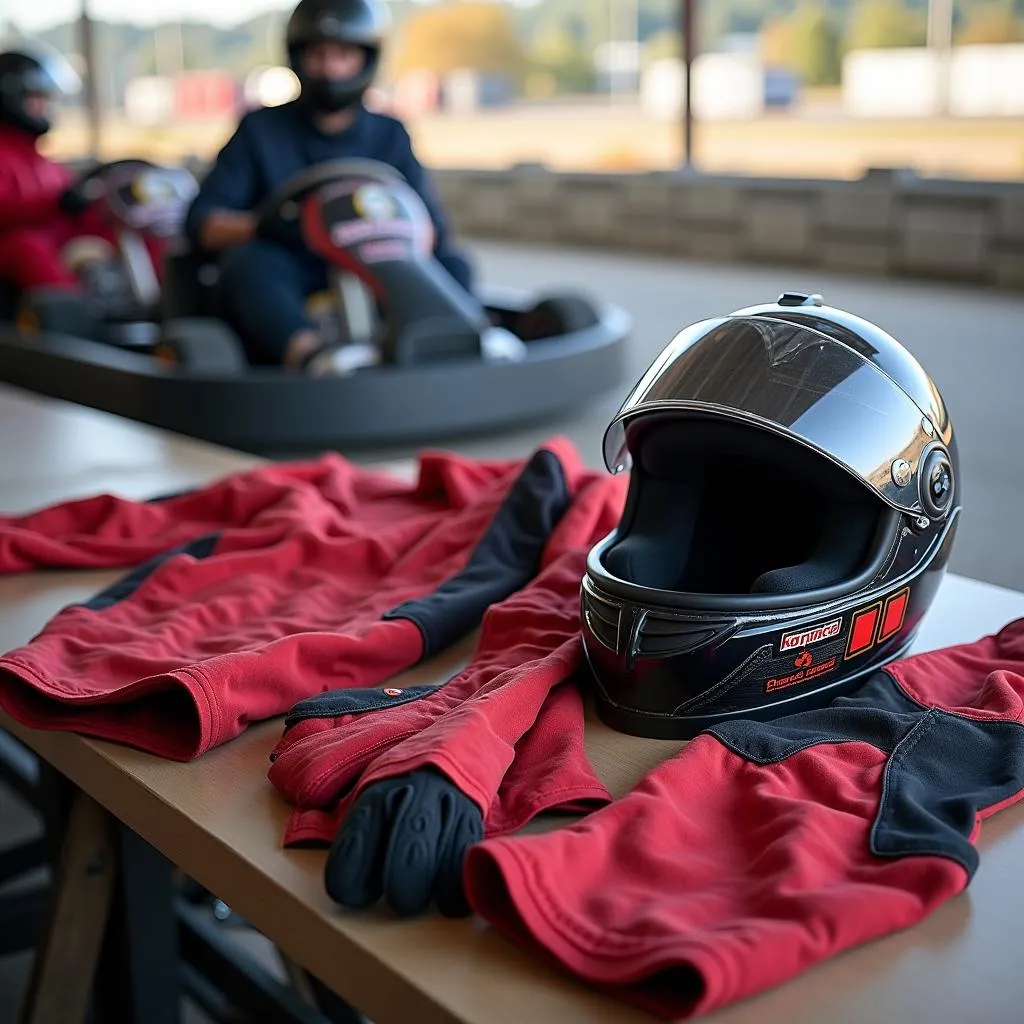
151;154;1022;288
428;166;1024;289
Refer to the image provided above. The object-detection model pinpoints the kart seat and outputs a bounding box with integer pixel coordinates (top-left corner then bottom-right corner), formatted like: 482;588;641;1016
157;243;603;353
160;244;222;320
0;279;19;322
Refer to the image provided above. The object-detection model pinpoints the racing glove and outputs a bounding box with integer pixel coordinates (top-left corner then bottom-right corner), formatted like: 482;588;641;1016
58;181;94;216
325;768;483;918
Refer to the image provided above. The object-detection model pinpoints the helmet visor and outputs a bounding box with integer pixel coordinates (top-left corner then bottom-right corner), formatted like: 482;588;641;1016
603;315;941;516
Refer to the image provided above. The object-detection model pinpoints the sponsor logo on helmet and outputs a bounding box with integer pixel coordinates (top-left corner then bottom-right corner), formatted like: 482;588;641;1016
779;617;842;653
765;655;838;694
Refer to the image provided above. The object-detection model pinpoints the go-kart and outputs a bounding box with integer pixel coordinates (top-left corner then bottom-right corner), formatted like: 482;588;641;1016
1;157;198;346
0;159;631;454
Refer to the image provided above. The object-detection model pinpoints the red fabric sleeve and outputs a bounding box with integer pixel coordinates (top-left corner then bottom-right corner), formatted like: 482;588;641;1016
0;175;64;231
0;191;61;230
0;147;71;230
465;620;1024;1020
270;473;628;845
269;552;612;844
0;446;548;759
464;735;967;1020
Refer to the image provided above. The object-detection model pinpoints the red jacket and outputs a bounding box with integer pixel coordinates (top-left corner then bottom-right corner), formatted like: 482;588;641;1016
0;440;624;780
0;123;72;231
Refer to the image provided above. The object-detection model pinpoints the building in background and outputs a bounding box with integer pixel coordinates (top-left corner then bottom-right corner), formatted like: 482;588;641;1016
843;43;1024;117
641;52;798;122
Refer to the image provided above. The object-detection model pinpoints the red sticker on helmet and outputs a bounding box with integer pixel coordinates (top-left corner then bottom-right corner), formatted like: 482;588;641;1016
878;587;910;643
779;617;843;653
846;603;881;659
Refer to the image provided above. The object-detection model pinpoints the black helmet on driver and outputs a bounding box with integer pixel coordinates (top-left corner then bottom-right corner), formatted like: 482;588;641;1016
0;38;80;137
286;0;390;115
581;292;960;739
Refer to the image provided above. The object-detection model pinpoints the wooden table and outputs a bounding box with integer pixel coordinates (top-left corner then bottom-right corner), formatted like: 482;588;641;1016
3;384;1024;1024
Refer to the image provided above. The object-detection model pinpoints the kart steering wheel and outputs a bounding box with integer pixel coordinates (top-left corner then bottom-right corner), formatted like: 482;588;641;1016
251;159;498;366
72;158;158;204
70;158;198;237
254;159;405;249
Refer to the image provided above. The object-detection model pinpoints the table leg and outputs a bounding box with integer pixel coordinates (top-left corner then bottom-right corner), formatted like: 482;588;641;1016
18;789;117;1024
91;823;182;1024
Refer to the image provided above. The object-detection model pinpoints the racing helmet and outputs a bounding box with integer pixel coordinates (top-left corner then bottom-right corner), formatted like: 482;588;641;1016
581;292;960;739
0;38;80;136
286;0;390;114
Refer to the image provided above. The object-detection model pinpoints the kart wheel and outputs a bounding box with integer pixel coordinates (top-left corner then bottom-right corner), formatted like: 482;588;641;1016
156;318;248;374
516;292;601;341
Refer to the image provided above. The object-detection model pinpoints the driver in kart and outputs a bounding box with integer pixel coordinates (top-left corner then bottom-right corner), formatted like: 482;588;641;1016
0;39;166;310
185;0;476;374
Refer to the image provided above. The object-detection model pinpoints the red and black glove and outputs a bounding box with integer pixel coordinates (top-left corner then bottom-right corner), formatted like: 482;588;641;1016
326;768;483;917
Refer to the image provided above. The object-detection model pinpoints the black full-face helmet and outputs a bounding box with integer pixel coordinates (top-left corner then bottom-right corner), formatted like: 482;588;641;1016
0;38;81;136
286;0;390;115
581;292;960;739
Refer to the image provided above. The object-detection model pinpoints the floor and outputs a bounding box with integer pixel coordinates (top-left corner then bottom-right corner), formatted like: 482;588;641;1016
1;239;1021;1020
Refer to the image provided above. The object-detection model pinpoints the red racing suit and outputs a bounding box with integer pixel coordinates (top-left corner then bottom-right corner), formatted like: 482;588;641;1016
463;619;1024;1019
0;438;624;818
256;465;1024;1016
0;123;164;291
8;442;1020;1018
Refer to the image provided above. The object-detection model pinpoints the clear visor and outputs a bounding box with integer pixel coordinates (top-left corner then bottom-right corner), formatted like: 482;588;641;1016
603;315;941;516
1;41;82;97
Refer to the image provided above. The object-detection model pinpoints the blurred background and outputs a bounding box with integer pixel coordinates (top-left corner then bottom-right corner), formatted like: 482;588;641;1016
0;0;1021;599
4;0;1023;180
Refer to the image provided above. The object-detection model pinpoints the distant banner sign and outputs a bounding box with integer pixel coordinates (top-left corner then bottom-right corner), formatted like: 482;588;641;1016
124;76;175;126
173;71;239;121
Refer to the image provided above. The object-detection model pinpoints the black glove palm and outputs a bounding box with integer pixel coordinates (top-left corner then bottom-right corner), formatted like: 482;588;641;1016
325;769;483;918
58;181;93;216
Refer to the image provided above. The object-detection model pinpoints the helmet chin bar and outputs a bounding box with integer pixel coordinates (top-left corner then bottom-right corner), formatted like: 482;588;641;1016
300;70;373;113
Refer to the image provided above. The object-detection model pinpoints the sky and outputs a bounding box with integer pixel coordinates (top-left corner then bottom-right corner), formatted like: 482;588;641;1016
4;0;315;32
1;0;540;33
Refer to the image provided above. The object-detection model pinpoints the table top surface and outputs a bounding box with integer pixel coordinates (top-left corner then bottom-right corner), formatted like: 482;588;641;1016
2;383;1024;1024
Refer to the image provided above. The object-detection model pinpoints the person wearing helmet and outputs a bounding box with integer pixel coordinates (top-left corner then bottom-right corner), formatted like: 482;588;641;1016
0;40;97;295
0;38;168;313
580;292;961;738
185;0;476;373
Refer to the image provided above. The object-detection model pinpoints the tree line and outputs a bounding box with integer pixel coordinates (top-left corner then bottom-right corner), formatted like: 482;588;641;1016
28;0;1024;96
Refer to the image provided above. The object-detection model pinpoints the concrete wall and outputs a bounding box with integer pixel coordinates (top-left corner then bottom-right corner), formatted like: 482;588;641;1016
430;166;1024;289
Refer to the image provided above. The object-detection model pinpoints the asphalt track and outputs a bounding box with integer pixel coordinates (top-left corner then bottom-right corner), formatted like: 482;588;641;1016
362;240;1024;593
